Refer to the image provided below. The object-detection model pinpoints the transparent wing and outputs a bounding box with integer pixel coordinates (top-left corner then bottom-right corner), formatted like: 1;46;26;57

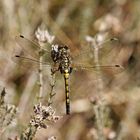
96;38;122;65
13;35;53;69
12;51;52;70
72;38;121;64
72;63;124;75
71;38;123;74
15;35;41;58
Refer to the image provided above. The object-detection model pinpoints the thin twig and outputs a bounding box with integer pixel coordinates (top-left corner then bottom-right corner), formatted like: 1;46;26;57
35;27;55;102
38;46;43;102
89;35;105;140
48;72;56;106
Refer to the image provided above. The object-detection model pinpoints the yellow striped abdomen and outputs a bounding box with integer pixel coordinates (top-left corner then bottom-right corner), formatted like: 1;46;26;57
64;69;70;115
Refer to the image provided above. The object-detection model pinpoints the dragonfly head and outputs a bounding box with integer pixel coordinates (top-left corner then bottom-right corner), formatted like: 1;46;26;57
51;44;59;62
58;45;69;53
58;45;68;50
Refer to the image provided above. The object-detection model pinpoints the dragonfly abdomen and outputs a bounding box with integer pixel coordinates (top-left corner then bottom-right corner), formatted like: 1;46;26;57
64;69;70;115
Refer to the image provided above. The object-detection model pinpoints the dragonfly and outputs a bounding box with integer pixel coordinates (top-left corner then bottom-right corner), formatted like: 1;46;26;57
14;35;124;115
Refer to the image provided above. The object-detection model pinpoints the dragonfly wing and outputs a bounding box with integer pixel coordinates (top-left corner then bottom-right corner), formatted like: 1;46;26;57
97;38;122;65
12;51;53;68
72;63;124;75
15;35;51;58
12;50;52;70
72;37;121;64
15;35;41;58
72;37;123;73
13;35;53;69
72;63;124;72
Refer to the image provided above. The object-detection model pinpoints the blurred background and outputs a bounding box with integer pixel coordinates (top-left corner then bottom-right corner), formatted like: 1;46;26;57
0;0;140;140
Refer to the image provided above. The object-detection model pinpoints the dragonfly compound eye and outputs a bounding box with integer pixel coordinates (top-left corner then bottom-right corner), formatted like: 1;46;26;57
52;44;59;52
51;50;59;62
64;45;68;50
51;45;60;62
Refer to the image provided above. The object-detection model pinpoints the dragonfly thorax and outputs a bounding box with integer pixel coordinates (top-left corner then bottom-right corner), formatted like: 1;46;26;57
51;45;72;74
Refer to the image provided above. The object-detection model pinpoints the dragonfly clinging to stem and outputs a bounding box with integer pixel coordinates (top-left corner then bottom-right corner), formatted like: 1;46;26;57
14;35;124;115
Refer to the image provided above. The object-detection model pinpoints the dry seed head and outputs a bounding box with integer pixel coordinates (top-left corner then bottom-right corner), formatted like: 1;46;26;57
30;104;61;129
85;35;95;43
35;27;55;44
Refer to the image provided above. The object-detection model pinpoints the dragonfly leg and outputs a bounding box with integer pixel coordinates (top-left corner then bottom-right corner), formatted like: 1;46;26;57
51;64;59;74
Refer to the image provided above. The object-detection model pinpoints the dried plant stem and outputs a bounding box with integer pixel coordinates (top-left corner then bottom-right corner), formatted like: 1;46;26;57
94;47;104;96
37;40;44;102
94;104;105;140
20;125;37;140
38;53;43;101
35;27;55;102
48;72;56;106
92;40;105;140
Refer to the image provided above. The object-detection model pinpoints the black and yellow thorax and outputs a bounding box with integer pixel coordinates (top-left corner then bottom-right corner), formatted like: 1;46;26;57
51;45;72;74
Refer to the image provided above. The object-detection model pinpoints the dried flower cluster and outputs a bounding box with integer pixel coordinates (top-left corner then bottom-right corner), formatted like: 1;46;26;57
35;28;55;44
30;104;60;128
20;104;61;140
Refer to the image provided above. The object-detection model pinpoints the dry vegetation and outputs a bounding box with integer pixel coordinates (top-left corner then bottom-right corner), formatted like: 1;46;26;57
0;0;140;140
